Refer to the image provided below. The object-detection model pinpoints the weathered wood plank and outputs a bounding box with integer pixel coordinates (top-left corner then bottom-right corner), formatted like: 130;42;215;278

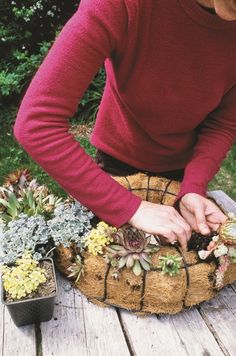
0;300;3;356
120;307;224;356
230;281;236;295
199;285;236;355
207;190;236;215
40;272;88;356
78;295;131;356
40;272;130;356
1;305;36;356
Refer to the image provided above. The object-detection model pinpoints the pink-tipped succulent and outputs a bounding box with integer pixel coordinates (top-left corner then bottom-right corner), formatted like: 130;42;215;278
105;226;159;276
198;214;236;261
197;213;236;289
4;169;31;192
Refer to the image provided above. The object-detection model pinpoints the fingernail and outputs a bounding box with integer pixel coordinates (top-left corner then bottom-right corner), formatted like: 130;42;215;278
199;224;210;235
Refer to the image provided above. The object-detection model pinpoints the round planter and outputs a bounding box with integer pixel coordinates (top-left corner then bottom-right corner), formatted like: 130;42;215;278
55;173;236;315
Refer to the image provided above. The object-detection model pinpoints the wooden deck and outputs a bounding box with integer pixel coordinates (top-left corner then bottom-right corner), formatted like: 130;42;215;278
1;191;236;356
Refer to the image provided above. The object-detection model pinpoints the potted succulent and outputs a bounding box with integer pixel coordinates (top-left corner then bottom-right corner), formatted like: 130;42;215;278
0;170;61;327
1;251;58;327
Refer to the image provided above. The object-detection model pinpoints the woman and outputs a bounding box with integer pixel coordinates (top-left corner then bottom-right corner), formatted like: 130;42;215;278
14;0;236;251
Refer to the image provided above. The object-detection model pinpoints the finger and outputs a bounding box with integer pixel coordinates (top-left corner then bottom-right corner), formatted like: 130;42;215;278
155;226;179;242
168;222;189;251
206;213;227;225
159;226;188;252
180;210;199;232
207;241;216;251
171;210;192;239
194;205;211;235
179;205;199;232
208;222;220;231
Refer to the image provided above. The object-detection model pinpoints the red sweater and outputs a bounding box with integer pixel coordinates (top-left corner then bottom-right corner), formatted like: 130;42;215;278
14;0;236;227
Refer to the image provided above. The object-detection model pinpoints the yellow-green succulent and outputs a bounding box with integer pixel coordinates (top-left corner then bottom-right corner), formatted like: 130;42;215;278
83;221;116;256
1;251;46;300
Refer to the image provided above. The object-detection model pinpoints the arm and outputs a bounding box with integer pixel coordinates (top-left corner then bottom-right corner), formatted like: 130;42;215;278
14;0;142;227
177;86;236;232
13;0;191;247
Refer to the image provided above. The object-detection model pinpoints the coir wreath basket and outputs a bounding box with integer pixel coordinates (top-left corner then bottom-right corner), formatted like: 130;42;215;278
54;173;236;315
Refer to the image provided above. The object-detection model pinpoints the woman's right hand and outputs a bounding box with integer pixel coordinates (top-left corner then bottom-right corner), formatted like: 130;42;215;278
128;201;191;251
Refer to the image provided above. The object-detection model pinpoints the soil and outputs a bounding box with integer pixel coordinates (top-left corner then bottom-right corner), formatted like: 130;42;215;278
4;260;57;303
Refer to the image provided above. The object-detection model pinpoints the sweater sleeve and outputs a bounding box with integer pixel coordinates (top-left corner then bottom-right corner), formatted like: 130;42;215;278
14;0;142;227
176;85;236;201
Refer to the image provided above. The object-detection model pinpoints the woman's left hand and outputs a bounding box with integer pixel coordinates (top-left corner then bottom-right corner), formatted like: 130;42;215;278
179;193;227;234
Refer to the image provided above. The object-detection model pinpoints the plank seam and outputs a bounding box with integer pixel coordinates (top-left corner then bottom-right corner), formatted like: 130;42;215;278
169;319;192;356
35;323;43;356
197;307;230;356
2;306;5;356
116;308;134;356
79;291;89;356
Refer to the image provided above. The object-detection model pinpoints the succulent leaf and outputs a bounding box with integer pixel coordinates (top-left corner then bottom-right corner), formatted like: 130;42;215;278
118;256;128;269
126;254;135;268
132;260;142;276
139;256;151;271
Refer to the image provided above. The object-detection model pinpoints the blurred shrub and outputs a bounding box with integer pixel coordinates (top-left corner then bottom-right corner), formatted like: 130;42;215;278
0;0;105;127
0;0;80;104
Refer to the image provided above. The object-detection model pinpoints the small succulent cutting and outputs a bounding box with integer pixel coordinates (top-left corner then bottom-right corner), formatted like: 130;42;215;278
197;213;236;289
105;226;159;276
158;253;182;276
67;254;84;283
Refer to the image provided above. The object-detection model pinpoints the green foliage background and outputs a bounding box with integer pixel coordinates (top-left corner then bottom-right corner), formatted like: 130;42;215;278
0;0;103;196
0;1;235;200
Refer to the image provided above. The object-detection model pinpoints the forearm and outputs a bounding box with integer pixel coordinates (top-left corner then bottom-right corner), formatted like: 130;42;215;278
14;0;142;227
177;110;236;201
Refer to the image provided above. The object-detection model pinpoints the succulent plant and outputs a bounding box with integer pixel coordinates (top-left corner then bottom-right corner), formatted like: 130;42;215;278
215;255;231;289
47;202;94;249
67;255;84;283
105;226;159;276
1;251;47;300
228;246;236;263
213;244;229;258
158;254;182;276
3;168;31;192
198;214;236;262
0;185;62;222
83;221;116;256
0;188;21;221
0;214;50;264
218;214;236;245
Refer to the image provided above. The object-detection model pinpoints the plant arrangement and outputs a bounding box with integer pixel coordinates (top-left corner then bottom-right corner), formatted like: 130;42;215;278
1;168;236;319
197;213;236;288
